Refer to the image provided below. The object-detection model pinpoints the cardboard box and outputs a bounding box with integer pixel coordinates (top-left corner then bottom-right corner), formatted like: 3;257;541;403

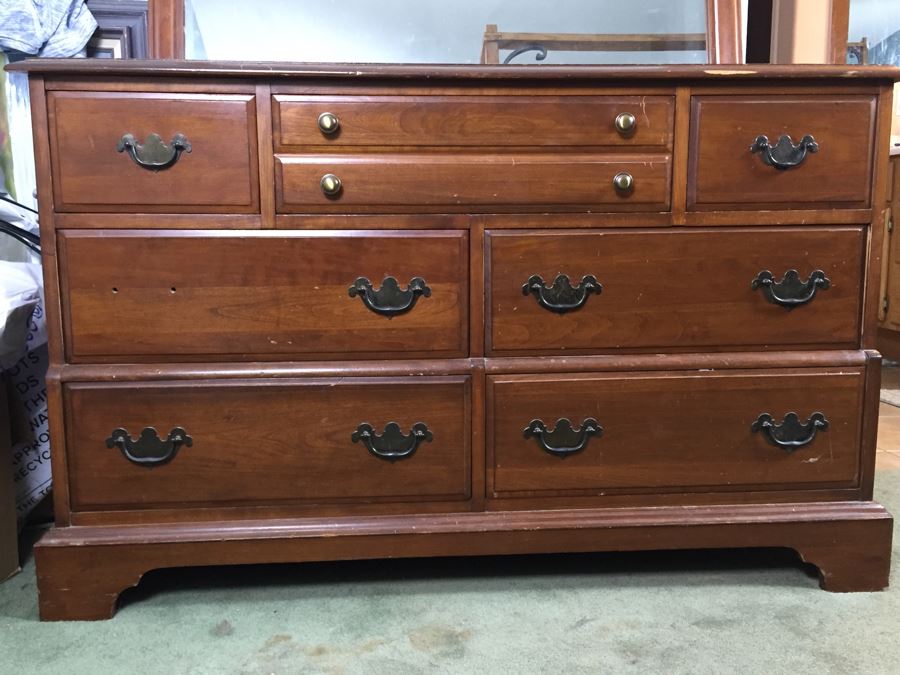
0;376;20;582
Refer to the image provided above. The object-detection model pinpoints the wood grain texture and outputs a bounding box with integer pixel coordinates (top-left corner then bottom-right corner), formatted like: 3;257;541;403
488;367;864;496
64;376;471;511
9;60;900;81
273;94;674;149
58;230;468;359
276;153;671;212
688;95;876;209
48;91;259;212
488;227;864;353
33;501;893;619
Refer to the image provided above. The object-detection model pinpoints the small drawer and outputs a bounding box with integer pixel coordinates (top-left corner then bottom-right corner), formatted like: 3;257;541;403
48;91;259;212
65;376;471;511
488;227;863;353
273;94;675;149
688;95;876;210
59;229;468;360
489;368;863;497
276;154;671;212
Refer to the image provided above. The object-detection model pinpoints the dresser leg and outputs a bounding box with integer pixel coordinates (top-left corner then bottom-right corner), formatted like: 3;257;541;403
34;538;147;621
793;515;893;592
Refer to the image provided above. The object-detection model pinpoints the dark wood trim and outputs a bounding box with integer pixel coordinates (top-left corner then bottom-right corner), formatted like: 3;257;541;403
148;0;183;59
708;0;743;64
8;61;900;81
830;0;851;65
86;0;149;59
34;501;893;619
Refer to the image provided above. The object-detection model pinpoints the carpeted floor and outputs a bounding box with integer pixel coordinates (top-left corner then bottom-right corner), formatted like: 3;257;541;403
1;463;899;674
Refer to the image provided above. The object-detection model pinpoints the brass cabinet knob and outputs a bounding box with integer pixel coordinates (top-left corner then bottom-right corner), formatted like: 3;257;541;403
613;172;634;192
614;112;636;135
320;173;342;196
317;112;340;135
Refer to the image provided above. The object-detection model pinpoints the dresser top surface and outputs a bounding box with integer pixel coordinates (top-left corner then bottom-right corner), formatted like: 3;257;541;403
7;59;900;83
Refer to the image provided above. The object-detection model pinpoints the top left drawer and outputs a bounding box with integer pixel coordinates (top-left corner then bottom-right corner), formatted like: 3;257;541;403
47;92;259;212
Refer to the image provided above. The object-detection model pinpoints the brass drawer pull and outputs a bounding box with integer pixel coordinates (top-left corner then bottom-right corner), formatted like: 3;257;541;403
614;112;636;135
320;173;342;196
523;418;602;458
751;412;829;451
613;171;634;192
751;269;830;308
317;111;340;135
749;134;818;170
349;276;431;316
105;426;192;467
522;273;601;314
116;133;192;171
352;422;432;462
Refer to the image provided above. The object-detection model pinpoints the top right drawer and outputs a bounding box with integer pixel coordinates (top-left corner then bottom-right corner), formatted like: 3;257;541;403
688;95;876;210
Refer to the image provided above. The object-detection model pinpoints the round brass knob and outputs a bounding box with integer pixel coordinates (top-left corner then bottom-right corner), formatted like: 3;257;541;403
320;173;342;196
614;112;636;135
317;112;340;135
613;172;634;193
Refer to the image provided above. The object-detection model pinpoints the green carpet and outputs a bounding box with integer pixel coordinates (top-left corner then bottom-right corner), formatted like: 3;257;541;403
2;470;899;674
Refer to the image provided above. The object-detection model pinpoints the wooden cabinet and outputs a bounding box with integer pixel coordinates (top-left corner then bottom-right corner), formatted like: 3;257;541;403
10;59;897;620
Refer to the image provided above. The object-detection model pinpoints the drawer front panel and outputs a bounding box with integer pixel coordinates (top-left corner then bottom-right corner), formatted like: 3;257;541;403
66;376;471;510
274;95;674;148
689;95;876;209
490;368;863;496
276;154;671;212
59;230;468;359
48;92;258;212
489;227;863;353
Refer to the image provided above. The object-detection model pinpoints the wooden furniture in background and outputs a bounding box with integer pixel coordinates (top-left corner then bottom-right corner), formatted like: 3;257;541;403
9;60;898;620
877;154;900;358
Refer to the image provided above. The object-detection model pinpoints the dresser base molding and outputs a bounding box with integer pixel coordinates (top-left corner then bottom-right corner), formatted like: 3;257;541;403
34;501;892;621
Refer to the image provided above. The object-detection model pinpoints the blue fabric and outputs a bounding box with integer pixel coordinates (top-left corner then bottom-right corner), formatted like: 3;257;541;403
0;0;96;58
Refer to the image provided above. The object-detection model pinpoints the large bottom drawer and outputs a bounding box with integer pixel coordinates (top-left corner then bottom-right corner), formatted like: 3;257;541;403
488;367;864;497
65;376;471;510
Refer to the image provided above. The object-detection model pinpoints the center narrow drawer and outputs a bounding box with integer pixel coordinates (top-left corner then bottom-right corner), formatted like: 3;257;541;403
489;368;863;497
273;95;675;148
58;230;468;360
65;376;471;511
488;227;863;353
276;154;671;212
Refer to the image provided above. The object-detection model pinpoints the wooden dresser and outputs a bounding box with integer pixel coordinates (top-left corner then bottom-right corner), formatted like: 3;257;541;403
10;60;899;620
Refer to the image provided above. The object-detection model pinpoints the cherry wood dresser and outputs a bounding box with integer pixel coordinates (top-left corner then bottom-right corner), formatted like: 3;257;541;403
10;60;900;620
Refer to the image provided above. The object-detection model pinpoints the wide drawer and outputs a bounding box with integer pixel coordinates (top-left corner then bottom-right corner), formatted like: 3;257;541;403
488;227;863;353
59;230;468;360
65;376;471;510
48;91;259;212
489;368;864;497
688;95;876;209
273;95;674;148
276;154;671;212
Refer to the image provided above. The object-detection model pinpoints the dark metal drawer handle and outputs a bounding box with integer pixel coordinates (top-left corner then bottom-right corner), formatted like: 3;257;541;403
348;276;431;317
749;134;818;170
522;274;602;314
523;418;602;458
352;422;432;462
751;269;830;308
105;426;192;467
751;412;829;452
117;133;192;171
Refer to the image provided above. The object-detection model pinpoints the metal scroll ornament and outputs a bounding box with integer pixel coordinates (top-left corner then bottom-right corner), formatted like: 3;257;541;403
751;269;830;308
522;274;602;314
523;418;602;458
352;422;433;462
751;412;829;452
105;426;193;467
749;134;818;170
117;133;192;171
348;276;431;317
